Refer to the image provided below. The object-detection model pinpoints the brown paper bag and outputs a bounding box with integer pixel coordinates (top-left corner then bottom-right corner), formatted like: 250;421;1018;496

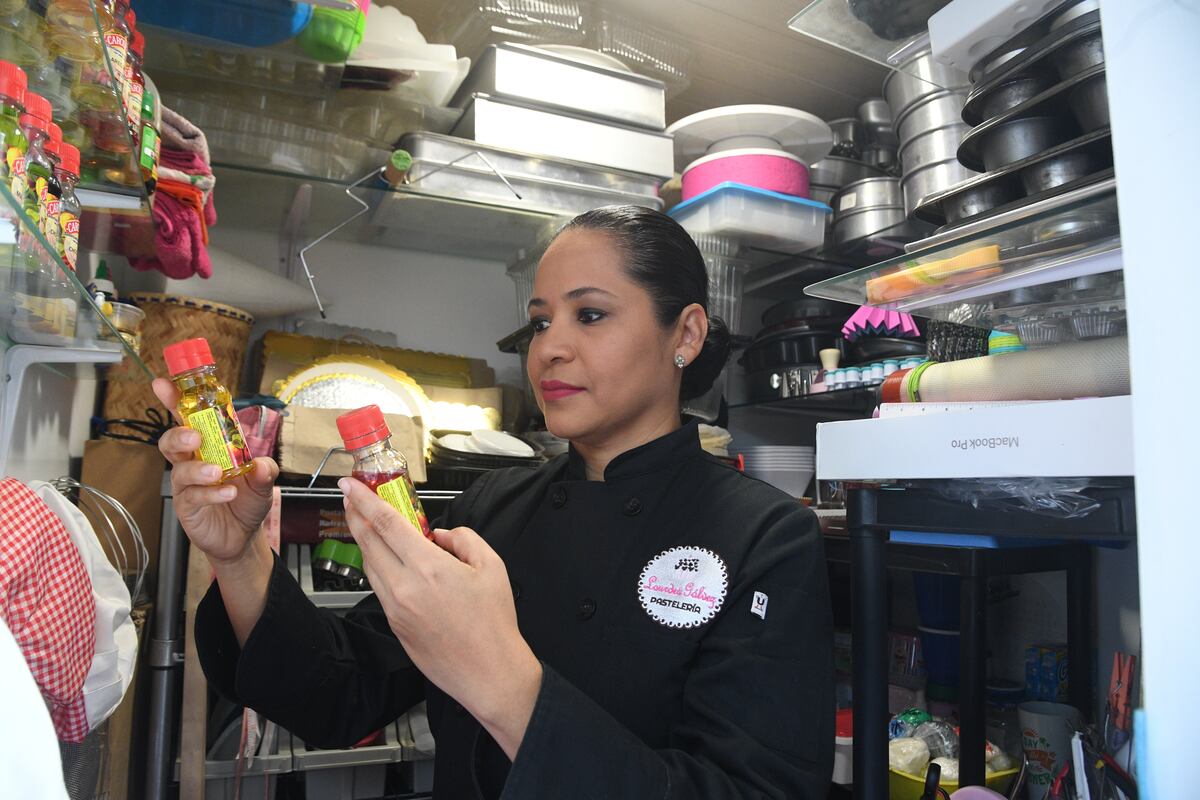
80;438;167;593
278;407;426;483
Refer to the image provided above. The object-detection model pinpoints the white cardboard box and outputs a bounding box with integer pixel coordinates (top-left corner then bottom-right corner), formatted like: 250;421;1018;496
816;396;1133;480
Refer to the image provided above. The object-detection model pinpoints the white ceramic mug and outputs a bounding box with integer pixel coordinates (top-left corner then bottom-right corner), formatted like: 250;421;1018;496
1018;701;1081;800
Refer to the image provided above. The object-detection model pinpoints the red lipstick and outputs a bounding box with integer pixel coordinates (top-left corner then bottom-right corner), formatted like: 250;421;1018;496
540;380;584;401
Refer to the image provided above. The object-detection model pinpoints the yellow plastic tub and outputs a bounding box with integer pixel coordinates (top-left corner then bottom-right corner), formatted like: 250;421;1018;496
889;766;1018;799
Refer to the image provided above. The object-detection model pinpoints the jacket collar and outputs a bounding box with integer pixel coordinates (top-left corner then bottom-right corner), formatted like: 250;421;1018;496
565;419;702;482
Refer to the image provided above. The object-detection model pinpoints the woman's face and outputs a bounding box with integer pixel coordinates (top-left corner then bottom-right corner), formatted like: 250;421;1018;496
526;228;689;446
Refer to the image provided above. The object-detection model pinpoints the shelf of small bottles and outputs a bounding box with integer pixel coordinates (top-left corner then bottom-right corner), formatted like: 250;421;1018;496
1;0;157;258
0;179;151;375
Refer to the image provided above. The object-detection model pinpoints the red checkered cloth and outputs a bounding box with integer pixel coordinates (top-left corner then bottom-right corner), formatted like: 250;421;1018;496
0;478;96;742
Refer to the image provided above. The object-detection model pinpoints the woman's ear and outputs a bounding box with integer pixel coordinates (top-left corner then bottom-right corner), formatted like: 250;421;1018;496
676;303;709;364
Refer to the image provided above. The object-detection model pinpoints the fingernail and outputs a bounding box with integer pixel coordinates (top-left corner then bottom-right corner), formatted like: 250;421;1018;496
433;528;449;536
338;478;351;496
201;464;222;481
218;486;236;499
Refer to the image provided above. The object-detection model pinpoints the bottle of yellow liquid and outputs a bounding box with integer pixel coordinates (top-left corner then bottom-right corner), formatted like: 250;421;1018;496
164;337;254;483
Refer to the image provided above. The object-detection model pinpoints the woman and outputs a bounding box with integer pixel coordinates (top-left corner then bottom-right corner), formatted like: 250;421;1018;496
155;206;834;798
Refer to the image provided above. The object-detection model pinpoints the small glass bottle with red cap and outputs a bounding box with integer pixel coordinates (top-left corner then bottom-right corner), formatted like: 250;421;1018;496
164;337;254;482
0;60;27;193
336;405;431;539
55;142;81;272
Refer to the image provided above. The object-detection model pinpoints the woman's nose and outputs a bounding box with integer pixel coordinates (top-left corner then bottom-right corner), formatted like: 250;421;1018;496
532;321;573;365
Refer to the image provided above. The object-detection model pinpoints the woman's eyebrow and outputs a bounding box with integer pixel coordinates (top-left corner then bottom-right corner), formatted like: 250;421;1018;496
527;287;617;310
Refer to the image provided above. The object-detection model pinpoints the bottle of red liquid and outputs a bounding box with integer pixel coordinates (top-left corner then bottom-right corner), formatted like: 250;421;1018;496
336;405;431;539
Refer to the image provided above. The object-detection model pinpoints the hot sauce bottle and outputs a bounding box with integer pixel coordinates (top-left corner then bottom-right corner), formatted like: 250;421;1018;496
336;405;431;539
164;337;254;482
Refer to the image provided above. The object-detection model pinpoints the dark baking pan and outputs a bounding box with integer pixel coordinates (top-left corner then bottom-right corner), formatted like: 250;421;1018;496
963;13;1103;125
740;328;842;372
958;64;1106;171
844;337;926;365
914;128;1113;226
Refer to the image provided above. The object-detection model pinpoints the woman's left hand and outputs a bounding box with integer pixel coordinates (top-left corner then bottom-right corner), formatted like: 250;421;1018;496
339;477;543;759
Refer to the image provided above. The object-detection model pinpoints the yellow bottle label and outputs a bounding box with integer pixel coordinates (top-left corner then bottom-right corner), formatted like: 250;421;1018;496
41;197;61;250
61;214;79;270
186;407;235;471
7;148;24;198
377;476;427;535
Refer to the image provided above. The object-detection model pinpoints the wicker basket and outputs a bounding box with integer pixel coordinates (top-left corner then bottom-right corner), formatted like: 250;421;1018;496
103;293;255;424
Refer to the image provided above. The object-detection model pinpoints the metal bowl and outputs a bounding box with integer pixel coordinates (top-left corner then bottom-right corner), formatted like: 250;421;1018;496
858;97;893;128
828;117;865;158
979;116;1075;171
896;90;968;145
834;176;903;213
900;159;979;216
1020;150;1099;194
863;145;897;170
808;156;887;189
1051;31;1105;80
809;184;837;206
944;181;1019;223
1068;73;1109;131
883;46;971;122
899;124;972;173
979;73;1056;119
833;205;907;247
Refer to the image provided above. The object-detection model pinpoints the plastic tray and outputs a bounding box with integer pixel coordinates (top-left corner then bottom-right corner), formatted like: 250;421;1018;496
668;182;830;254
173;730;292;800
294;723;405;800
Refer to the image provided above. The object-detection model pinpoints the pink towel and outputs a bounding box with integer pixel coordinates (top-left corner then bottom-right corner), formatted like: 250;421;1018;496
129;184;212;279
159;106;211;165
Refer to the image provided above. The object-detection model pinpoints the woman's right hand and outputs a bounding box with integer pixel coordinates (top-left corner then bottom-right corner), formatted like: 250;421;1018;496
153;378;280;566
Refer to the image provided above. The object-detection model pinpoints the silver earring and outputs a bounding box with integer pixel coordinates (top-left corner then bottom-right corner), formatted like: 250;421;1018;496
674;354;686;369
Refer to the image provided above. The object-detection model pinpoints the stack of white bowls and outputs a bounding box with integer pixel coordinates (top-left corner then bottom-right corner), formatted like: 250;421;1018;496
742;446;816;498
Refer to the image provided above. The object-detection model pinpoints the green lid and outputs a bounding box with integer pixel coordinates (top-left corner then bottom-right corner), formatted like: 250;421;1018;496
312;538;340;562
141;87;156;121
389;149;412;172
331;540;364;571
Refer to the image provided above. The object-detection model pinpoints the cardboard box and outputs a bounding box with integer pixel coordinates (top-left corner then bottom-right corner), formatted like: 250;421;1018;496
279;407;426;483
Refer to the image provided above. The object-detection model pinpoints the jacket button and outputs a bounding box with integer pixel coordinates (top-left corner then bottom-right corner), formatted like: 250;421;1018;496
577;598;597;621
623;497;643;516
551;487;567;508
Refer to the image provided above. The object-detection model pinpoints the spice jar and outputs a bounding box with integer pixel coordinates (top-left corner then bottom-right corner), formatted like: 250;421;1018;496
164;337;255;482
336;405;431;538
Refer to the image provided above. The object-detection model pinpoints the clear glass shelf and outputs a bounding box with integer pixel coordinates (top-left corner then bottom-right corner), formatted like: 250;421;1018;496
213;162;570;262
804;184;1122;328
729;385;880;416
0;181;152;379
788;0;952;82
144;8;462;185
0;0;158;257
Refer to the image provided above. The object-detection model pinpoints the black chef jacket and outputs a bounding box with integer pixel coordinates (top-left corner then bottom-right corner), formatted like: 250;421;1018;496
195;421;834;798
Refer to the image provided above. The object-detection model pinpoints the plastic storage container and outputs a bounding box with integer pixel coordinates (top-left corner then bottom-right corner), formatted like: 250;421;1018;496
690;233;751;335
133;0;313;48
668;182;830;253
172;730;292;800
294;723;404;800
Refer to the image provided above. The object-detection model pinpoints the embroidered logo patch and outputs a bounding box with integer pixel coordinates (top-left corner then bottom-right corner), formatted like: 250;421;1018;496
637;546;728;629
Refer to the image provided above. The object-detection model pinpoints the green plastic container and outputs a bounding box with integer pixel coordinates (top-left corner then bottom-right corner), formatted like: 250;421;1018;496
297;7;366;63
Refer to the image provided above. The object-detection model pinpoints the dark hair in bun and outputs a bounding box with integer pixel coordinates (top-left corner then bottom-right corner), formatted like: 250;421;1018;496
559;206;732;400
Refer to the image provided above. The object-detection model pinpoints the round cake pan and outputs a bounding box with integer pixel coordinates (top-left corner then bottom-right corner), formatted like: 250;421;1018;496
979;73;1057;119
834;176;903;214
883;46;971;122
1019;150;1099;194
899;124;972;173
979;116;1074;172
944;181;1020;223
808;155;886;189
1051;31;1105;80
900;159;979;216
1068;73;1110;131
681;149;810;201
896;90;968;145
833;205;906;246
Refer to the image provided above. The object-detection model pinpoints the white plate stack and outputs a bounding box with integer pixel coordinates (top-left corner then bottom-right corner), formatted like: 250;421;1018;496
741;446;816;498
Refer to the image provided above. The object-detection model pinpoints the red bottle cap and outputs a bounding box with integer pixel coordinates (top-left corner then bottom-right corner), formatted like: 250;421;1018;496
880;368;911;404
46;122;62;157
0;60;27;106
22;92;50;126
336;405;392;450
163;338;215;376
59;143;80;177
